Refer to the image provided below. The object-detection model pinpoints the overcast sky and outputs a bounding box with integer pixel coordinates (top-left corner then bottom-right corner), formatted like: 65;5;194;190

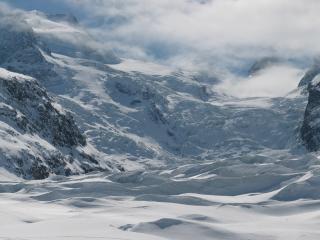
69;0;320;97
3;0;320;66
1;0;319;97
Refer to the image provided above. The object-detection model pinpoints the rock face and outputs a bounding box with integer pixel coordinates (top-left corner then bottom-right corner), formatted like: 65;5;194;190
0;18;56;80
1;75;86;147
298;59;320;151
0;9;311;180
298;64;320;88
0;19;85;149
29;12;121;65
0;69;99;179
0;20;36;64
301;81;320;151
248;57;280;75
0;14;119;180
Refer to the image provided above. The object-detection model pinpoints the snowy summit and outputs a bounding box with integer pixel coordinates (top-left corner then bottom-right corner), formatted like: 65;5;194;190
0;1;320;239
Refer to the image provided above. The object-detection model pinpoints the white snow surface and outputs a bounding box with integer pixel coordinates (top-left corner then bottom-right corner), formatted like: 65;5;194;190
111;58;174;76
0;67;34;81
1;169;320;240
2;50;319;238
1;11;320;240
1;50;318;239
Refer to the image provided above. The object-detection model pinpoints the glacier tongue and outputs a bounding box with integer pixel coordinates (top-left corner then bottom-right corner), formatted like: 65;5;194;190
1;7;320;240
32;48;319;205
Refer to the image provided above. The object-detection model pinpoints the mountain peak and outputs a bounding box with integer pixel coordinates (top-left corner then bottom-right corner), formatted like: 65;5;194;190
47;13;79;25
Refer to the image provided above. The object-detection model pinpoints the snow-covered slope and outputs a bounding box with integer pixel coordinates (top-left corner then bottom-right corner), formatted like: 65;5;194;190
0;9;314;182
2;7;320;240
0;14;56;80
0;68;112;179
26;10;120;64
1;6;319;195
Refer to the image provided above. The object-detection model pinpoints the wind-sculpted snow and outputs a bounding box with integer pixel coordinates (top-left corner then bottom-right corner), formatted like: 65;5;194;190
0;10;309;172
28;50;305;165
1;168;320;239
2;8;320;239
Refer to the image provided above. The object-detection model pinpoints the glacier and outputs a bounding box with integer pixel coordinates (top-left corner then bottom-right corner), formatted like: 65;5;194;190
0;5;320;240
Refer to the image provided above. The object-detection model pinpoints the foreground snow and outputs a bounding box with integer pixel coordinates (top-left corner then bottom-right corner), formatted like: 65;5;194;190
0;170;320;240
1;8;320;240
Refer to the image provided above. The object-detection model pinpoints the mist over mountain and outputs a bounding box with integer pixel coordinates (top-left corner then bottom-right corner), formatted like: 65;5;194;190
1;1;320;240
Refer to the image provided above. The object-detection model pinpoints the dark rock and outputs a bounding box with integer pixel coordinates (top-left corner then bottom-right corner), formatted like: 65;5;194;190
301;83;320;151
149;102;167;124
0;73;90;179
80;152;99;165
248;57;280;76
30;163;50;180
0;21;36;64
298;64;320;88
1;76;86;147
0;18;56;80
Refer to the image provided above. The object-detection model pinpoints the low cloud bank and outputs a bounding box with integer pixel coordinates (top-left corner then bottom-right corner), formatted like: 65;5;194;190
1;0;317;97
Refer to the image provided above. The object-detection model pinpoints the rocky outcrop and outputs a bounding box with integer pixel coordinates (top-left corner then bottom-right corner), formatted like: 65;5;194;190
301;81;320;151
298;63;320;88
1;75;86;147
0;18;56;80
297;58;320;90
248;57;280;75
0;20;36;64
0;14;120;179
0;69;104;179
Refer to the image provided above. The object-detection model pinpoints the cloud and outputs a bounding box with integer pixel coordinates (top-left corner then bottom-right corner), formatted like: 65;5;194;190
214;64;305;98
62;0;320;68
1;0;318;97
4;0;320;68
0;2;119;63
